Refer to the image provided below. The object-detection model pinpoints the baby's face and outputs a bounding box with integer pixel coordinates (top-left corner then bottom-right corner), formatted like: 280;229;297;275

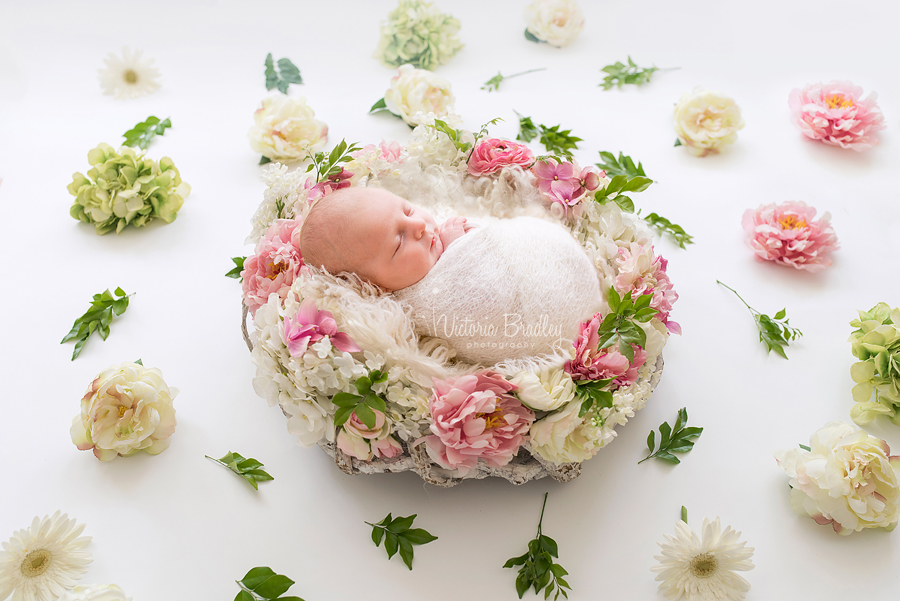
344;189;443;291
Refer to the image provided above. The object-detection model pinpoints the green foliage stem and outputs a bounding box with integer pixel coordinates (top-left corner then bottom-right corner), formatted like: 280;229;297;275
366;513;438;570
717;280;802;359
639;408;703;464
503;493;571;600
235;567;304;601
61;288;132;360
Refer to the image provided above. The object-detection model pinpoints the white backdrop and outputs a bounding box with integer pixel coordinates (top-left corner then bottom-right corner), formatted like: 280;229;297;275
2;0;900;599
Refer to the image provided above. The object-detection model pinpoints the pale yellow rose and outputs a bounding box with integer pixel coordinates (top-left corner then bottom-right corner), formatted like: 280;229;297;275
524;0;585;48
248;95;328;161
384;64;455;126
673;89;745;156
529;399;593;463
510;366;576;412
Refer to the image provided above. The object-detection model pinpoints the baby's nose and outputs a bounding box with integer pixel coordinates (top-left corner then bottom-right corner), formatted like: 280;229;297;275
411;218;427;239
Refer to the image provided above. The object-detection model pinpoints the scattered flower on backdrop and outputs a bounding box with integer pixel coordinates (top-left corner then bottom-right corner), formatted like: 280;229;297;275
374;0;463;70
523;0;585;47
248;95;328;164
241;218;306;317
71;361;177;461
775;422;900;535
97;47;160;100
849;303;900;425
673;88;744;156
789;81;886;150
371;64;455;127
651;516;754;601
58;584;131;601
0;512;92;601
67;144;191;235
741;201;839;272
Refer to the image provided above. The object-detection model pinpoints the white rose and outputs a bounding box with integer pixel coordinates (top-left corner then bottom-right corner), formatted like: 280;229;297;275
529;399;593;463
673;88;745;156
774;422;900;535
70;362;177;461
510;366;575;411
384;64;455;126
59;584;131;601
248;95;328;161
524;0;585;48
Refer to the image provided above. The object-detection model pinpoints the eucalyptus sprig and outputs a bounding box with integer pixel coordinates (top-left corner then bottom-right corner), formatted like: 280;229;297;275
504;493;571;600
596;287;658;362
639;407;703;464
61;288;132;360
235;567;305;601
206;451;274;490
515;111;582;157
717;281;803;359
595;150;648;179
642;212;695;249
264;54;303;94
482;68;546;92
573;378;614;417
366;513;438;570
226;257;246;280
122;116;171;150
599;56;676;90
332;370;389;428
305;139;362;183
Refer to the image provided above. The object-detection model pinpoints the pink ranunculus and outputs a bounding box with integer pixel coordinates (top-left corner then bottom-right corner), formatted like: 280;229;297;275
283;298;361;356
242;218;307;317
564;313;648;385
614;245;680;334
788;81;886;151
467;138;535;177
741;201;839;273
531;158;584;208
307;168;353;203
422;371;535;475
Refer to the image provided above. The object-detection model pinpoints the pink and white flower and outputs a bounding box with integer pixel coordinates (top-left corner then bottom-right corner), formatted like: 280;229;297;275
242;218;306;317
741;201;839;272
532;158;601;209
789;81;886;151
564;313;648;385
422;371;535;475
614;244;680;334
336;409;403;461
283;298;361;356
467;138;534;177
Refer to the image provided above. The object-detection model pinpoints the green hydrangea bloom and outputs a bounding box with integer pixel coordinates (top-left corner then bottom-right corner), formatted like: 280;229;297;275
374;0;463;71
849;303;900;425
67;143;191;235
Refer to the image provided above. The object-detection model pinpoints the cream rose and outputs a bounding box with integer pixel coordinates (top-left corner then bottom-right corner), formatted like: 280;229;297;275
59;584;132;601
774;422;900;535
524;0;585;48
384;64;455;126
248;95;328;162
70;362;177;461
510;366;576;412
529;399;592;463
673;89;745;156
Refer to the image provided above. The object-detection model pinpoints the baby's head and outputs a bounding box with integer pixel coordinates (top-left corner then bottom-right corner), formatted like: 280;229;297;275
300;187;444;291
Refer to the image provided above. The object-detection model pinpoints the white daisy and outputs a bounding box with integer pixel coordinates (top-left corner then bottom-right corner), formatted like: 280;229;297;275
651;517;754;601
0;512;93;601
98;47;161;99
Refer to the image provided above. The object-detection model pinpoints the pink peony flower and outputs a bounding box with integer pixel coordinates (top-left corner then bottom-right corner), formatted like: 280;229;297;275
789;81;886;151
242;218;307;317
467;138;535;177
614;245;680;334
283;298;361;356
307;168;353;203
741;201;839;272
564;313;648;385
422;371;535;475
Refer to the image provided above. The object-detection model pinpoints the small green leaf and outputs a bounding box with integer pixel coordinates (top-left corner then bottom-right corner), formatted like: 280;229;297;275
122;116;172;150
646;430;655;453
387;514;415;533
681;506;688;524
403;528;438;545
236;567;304;601
774;309;787;320
207;451;274;490
254;575;295;599
226;257;246;280
369;97;388;113
799;444;811;452
674;138;683;147
372;525;385;546
524;29;541;43
259;155;272;165
398;537;415;570
134;358;143;365
384;532;399;559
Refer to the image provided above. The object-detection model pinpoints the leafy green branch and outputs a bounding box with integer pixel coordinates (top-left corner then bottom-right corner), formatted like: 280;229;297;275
264;54;303;94
597;288;658;362
642;212;695;249
717;280;803;359
206;451;274;490
515;111;582;157
599;56;677;90
235;567;304;601
596;151;647;179
482;68;546;92
639;408;703;464
366;513;438;570
61;288;132;360
226;257;246;280
504;493;571;600
122;116;171;150
333;370;389;428
305;139;362;183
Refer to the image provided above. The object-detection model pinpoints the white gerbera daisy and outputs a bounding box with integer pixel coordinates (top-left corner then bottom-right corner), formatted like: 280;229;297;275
98;47;161;99
0;512;93;601
651;517;754;601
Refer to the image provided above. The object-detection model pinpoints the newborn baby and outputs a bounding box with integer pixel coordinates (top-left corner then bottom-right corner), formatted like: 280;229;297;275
300;187;601;366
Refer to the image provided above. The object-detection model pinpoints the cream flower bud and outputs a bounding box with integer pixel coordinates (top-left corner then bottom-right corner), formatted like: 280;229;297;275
673;89;744;156
384;64;455;126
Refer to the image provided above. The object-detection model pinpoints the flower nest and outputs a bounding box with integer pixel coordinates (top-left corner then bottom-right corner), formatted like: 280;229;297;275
241;119;677;487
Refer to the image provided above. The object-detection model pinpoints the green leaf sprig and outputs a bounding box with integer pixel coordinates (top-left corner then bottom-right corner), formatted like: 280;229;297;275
366;513;438;570
482;68;546;92
642;212;695;249
573;378;614;417
305;139;362;184
504;493;571;600
429;118;472;154
596;287;658;363
592;173;652;213
333;370;389;428
639;408;703;464
264;54;303;94
206;451;274;490
226;257;246;280
599;56;676;90
595;150;647;179
122;116;171;150
61;288;132;360
515;111;582;157
717;280;803;359
235;567;304;601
